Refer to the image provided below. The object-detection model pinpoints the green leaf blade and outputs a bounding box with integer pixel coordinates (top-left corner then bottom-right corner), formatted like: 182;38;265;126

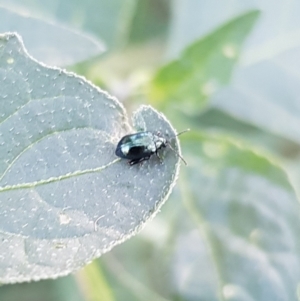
149;10;260;111
0;33;181;283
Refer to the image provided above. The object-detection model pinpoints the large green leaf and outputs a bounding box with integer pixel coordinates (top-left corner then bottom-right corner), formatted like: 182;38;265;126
0;33;181;283
149;11;259;111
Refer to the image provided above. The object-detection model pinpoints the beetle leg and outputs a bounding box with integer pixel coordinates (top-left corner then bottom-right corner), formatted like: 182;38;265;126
155;150;164;164
129;156;150;165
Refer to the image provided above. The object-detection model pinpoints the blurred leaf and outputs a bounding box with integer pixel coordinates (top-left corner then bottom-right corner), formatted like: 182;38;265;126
0;0;137;49
50;0;138;49
167;0;298;59
170;218;220;301
75;261;114;301
128;0;171;43
193;108;300;160
0;33;181;283
0;275;84;301
149;10;260;111
167;0;256;59
210;59;300;145
284;158;300;200
173;132;300;301
194;1;300;147
100;236;172;301
0;6;105;66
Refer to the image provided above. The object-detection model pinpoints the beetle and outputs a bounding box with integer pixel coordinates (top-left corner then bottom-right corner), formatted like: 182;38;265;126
115;130;189;165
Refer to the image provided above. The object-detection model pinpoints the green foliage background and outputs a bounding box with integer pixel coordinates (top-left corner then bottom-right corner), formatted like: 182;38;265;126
1;0;300;300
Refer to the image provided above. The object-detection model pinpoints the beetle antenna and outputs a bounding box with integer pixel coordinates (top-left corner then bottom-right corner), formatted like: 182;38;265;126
167;129;189;165
175;129;190;137
168;143;187;165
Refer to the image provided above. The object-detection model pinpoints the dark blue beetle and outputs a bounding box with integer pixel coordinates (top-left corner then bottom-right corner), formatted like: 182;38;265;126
115;130;188;165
